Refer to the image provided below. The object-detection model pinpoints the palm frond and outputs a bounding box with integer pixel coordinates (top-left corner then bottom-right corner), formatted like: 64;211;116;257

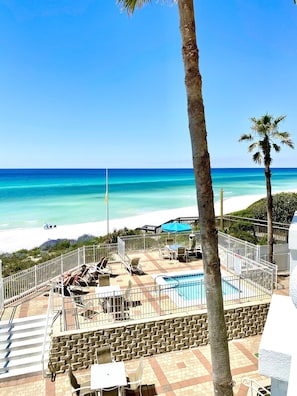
253;152;262;164
239;133;253;142
272;143;281;153
248;142;259;152
273;114;286;126
274;132;295;149
274;131;289;139
117;0;152;14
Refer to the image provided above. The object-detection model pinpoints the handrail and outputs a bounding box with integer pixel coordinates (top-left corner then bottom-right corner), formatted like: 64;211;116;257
242;377;271;395
154;274;180;290
41;286;53;378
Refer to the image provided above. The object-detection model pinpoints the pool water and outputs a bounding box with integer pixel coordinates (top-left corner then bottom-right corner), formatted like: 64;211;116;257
163;273;239;301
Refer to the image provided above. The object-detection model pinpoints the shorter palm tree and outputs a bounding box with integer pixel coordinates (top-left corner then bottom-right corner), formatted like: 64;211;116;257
239;114;294;262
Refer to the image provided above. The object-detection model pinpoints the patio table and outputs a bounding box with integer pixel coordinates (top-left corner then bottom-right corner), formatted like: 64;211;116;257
91;362;127;395
166;244;184;259
95;285;122;298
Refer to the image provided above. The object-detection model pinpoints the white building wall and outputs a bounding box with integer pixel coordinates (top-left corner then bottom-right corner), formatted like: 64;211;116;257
258;211;297;395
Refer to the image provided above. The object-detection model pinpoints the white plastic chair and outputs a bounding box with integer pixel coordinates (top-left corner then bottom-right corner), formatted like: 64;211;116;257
124;357;144;396
68;365;95;396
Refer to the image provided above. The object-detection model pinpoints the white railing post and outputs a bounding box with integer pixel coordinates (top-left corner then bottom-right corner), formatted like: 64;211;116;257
60;254;66;331
158;285;161;315
34;265;38;290
0;260;3;313
61;254;64;275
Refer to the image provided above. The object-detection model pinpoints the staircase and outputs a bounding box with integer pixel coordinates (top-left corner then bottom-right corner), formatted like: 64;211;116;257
242;377;271;395
0;314;51;379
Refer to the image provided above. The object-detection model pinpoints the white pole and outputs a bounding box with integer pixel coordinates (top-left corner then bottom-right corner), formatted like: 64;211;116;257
220;188;224;230
105;168;109;235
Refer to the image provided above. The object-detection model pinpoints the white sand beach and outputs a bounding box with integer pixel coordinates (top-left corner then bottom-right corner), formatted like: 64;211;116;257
0;194;265;254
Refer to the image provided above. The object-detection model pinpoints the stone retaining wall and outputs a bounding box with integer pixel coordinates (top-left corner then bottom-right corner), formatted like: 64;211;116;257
48;301;269;373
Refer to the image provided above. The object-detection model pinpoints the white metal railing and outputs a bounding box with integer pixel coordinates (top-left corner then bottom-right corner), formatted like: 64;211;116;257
1;232;277;307
218;233;278;287
0;260;3;314
242;377;271;395
2;244;118;305
57;274;272;331
41;287;54;378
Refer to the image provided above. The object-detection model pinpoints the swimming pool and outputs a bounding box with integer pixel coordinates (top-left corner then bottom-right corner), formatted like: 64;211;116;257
154;270;243;307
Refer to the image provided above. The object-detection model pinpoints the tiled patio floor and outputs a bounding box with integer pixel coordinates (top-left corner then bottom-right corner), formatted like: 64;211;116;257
0;251;289;395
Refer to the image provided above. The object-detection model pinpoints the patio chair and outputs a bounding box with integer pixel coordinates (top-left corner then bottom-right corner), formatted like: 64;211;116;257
123;279;132;305
63;272;76;287
73;265;90;287
177;247;188;262
159;247;171;260
72;294;98;320
53;272;76;297
97;257;112;274
98;274;110;287
106;295;129;321
166;238;174;245
87;257;113;283
96;345;113;364
68;365;95;396
78;267;91;286
127;257;144;275
124;357;144;396
101;387;119;396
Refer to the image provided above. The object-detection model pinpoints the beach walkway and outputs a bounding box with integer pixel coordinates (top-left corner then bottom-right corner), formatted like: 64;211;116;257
0;251;289;395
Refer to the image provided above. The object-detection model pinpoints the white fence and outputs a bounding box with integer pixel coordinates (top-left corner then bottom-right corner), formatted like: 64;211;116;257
218;233;278;287
56;274;272;332
1;244;118;307
0;231;278;311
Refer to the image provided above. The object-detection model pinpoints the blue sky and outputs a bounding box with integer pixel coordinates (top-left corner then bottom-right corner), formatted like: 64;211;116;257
0;0;296;168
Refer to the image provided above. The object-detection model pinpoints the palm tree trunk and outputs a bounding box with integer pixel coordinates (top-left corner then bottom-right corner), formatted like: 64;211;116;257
177;1;233;394
265;165;274;262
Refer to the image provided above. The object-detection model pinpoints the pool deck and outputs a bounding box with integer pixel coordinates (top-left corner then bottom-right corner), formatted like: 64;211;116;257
0;251;290;396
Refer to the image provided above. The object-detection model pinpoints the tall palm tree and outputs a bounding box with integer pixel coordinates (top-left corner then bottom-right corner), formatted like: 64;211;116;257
117;1;233;394
239;114;294;263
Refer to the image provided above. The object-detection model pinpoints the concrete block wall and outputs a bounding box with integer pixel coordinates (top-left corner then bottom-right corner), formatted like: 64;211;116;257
48;301;269;374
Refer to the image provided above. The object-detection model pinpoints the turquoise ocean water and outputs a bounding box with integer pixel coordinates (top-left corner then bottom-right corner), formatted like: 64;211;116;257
0;168;296;231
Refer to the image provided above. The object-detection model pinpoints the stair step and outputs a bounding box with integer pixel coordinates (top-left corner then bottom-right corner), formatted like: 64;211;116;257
0;335;50;351
0;347;49;369
0;343;49;362
0;326;50;343
0;314;51;380
0;315;47;328
0;319;47;333
0;318;47;334
2;353;43;368
0;362;43;379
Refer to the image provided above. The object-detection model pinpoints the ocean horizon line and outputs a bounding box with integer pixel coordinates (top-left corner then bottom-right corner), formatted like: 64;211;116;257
1;166;297;170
